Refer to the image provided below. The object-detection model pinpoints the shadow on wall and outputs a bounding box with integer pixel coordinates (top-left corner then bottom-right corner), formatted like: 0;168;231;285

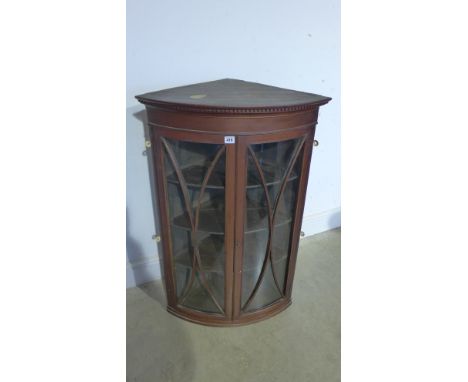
132;109;161;233
126;112;196;382
127;109;166;294
126;210;164;306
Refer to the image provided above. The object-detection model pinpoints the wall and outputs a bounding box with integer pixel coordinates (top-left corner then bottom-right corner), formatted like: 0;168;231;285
126;0;340;287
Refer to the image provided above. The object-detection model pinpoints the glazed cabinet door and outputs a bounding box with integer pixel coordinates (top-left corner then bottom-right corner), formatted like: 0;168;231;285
153;129;235;322
234;130;313;319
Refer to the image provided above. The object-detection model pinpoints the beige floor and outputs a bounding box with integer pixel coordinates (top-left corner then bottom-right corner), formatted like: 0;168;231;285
127;228;340;382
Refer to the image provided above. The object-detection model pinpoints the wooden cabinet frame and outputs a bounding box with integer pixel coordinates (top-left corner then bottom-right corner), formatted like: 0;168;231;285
137;79;330;326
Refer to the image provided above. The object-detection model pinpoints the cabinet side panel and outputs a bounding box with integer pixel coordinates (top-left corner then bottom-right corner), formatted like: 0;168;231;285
284;127;315;298
151;130;177;306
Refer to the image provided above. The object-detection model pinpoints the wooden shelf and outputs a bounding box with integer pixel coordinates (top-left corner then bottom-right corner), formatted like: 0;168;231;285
173;235;224;273
167;164;225;190
172;209;225;235
171;207;293;235
246;161;298;189
173;235;288;274
166;162;298;190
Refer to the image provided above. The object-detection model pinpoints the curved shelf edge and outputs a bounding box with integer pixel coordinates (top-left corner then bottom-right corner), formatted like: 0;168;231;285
171;208;294;236
166;161;298;191
167;178;225;190
167;175;298;190
171;219;292;236
173;251;289;274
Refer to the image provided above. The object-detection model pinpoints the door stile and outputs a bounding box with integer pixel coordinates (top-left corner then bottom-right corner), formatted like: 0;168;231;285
224;143;236;319
232;136;248;319
284;128;315;298
151;130;177;307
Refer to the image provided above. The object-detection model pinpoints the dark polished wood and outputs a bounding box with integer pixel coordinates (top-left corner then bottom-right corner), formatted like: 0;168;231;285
137;79;330;326
136;78;331;114
145;107;319;135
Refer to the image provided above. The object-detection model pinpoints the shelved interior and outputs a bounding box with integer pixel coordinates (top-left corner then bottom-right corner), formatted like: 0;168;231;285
162;136;303;316
241;139;302;312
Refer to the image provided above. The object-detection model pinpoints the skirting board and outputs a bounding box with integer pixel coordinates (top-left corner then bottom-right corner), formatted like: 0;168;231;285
127;256;161;289
300;207;341;238
126;207;341;288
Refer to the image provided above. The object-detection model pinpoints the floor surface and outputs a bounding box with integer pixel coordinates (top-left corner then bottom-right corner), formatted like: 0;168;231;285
127;228;340;382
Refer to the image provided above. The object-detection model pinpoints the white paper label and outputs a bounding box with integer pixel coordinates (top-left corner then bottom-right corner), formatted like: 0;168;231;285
224;136;235;144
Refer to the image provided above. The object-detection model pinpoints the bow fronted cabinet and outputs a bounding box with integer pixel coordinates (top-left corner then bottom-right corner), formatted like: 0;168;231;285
136;79;331;326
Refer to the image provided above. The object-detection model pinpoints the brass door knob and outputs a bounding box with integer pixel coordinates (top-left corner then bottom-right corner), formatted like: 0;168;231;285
313;140;319;147
145;140;152;148
152;235;161;242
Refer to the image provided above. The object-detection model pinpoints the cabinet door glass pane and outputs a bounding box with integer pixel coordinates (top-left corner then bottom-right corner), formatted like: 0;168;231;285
241;138;304;312
162;138;226;314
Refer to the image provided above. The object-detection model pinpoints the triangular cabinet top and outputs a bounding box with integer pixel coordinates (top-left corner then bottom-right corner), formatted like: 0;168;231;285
136;79;331;115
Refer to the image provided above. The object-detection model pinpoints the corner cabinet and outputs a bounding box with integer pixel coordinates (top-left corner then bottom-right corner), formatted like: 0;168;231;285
136;79;331;326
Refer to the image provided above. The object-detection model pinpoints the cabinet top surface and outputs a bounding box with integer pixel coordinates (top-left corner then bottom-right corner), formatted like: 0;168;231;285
135;79;331;114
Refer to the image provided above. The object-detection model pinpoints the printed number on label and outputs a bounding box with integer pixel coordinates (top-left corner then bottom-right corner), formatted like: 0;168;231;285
224;136;235;144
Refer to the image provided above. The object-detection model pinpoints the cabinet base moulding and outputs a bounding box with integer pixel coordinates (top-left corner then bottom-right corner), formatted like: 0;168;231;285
167;299;292;327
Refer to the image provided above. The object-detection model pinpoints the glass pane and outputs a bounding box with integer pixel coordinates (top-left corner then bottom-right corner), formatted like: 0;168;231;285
242;138;304;312
163;138;226;314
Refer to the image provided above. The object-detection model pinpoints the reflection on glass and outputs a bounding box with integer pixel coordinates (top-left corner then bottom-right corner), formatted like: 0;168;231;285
242;138;304;312
162;138;226;314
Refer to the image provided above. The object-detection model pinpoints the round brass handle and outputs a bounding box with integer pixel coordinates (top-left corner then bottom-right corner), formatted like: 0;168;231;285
152;235;161;242
145;140;152;148
313;140;319;147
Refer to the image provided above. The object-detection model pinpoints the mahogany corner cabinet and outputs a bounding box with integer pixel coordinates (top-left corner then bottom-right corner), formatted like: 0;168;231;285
136;79;331;326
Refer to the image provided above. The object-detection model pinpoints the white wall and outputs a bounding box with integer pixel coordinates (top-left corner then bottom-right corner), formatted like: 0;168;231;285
126;0;340;287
